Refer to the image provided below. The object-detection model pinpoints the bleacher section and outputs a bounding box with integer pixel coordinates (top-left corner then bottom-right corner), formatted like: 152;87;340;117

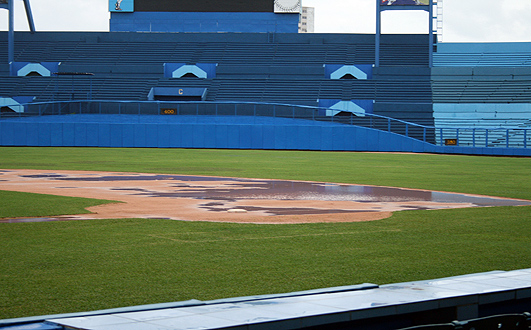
2;31;531;154
434;42;531;67
0;32;432;127
432;43;531;148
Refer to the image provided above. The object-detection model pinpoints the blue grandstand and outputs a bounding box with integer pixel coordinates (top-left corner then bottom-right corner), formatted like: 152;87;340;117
1;1;531;329
0;0;530;155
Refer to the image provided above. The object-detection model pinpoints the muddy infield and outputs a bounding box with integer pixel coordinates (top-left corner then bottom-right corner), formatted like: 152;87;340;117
1;169;530;224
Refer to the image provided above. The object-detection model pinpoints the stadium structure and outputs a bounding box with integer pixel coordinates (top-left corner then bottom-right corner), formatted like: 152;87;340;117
1;0;530;156
1;1;531;329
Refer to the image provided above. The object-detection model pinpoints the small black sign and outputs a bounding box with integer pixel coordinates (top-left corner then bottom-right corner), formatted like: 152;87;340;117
161;108;177;115
445;139;458;146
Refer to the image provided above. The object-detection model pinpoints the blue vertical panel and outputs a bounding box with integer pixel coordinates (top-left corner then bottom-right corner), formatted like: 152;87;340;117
145;124;159;148
134;124;147;148
192;124;206;148
343;127;357;151
274;126;288;150
334;126;348;151
503;148;516;156
215;125;229;149
239;125;252;149
203;124;217;148
262;125;276;150
355;127;369;151
62;123;75;146
424;143;439;154
181;125;194;148
307;126;321;151
227;125;240;149
157;124;171;148
26;123;40;146
122;124;135;147
401;136;421;153
320;126;334;151
74;123;87;147
99;124;112;147
1;122;16;145
382;132;401;152
109;124;123;148
390;132;404;152
251;125;263;149
50;123;63;146
12;122;27;146
284;126;298;150
331;126;346;151
168;124;183;148
37;123;52;147
367;130;380;151
0;122;4;145
86;123;99;147
296;125;311;150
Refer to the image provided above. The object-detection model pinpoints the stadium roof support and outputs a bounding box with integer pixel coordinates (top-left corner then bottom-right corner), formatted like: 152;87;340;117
8;0;14;67
376;0;434;67
5;0;36;73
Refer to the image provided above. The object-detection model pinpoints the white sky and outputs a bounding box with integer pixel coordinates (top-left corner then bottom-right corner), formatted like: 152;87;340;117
1;0;531;42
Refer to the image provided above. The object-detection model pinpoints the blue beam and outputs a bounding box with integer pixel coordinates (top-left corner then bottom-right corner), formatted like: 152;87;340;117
375;0;381;67
23;0;35;33
8;0;14;68
429;0;433;67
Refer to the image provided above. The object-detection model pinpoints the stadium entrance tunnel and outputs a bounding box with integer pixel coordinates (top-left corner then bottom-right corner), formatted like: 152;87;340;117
25;71;43;77
1;106;15;113
339;73;357;80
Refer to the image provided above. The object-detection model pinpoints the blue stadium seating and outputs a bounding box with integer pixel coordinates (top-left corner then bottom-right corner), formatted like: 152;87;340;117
432;43;531;148
1;31;530;155
0;32;432;125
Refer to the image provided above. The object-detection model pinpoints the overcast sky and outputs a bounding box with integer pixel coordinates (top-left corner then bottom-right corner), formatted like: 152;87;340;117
1;0;531;42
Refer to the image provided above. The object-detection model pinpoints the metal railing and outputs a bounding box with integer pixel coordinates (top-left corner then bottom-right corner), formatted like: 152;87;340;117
1;100;529;149
398;312;531;330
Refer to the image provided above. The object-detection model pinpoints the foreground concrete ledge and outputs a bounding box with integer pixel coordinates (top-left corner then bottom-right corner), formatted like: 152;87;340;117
1;270;531;330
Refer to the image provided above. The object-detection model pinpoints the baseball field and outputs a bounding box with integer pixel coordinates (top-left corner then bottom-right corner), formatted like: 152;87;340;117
1;147;530;319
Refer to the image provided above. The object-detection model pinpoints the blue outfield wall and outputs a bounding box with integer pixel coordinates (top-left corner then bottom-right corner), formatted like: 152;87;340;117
0;115;430;152
2;115;530;156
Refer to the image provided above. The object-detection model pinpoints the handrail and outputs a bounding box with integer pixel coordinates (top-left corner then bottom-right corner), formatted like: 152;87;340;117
398;312;531;330
1;100;529;149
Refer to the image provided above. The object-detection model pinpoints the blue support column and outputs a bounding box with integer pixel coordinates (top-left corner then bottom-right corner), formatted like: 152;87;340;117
6;0;36;74
8;0;15;69
377;0;433;68
429;0;434;67
375;0;381;68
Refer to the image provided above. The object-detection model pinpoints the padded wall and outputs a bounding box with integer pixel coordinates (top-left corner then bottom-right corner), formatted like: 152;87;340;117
2;115;529;156
0;115;431;152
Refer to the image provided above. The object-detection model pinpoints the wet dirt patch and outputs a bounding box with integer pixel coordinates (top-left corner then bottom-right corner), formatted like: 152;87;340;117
2;169;530;224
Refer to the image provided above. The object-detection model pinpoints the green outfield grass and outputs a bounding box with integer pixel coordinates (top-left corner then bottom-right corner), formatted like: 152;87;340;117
1;147;530;319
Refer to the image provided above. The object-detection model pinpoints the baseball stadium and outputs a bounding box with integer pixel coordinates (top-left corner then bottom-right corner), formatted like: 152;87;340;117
1;0;531;329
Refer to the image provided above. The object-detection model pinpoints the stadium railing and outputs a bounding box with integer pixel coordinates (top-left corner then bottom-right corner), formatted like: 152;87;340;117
1;100;529;149
397;312;531;330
